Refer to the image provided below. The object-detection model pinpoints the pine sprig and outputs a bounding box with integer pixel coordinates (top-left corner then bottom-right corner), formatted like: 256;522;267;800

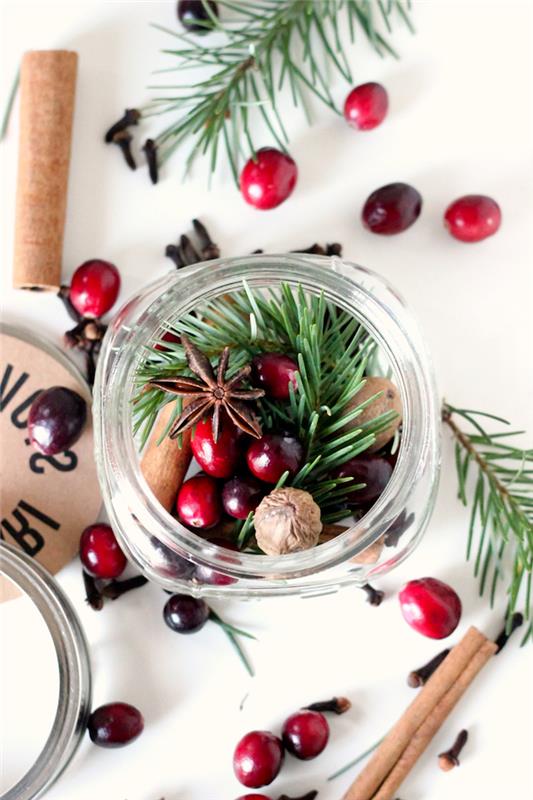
135;0;413;180
443;403;533;643
134;281;397;540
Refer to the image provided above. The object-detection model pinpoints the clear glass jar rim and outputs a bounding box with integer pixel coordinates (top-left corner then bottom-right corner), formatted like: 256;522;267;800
0;543;91;800
96;254;439;580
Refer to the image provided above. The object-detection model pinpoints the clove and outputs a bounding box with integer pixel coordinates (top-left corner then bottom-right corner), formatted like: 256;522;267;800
438;728;468;772
361;582;385;606
63;317;107;387
407;649;450;688
495;611;524;653
83;570;103;611
104;108;141;143
143;138;159;184
57;284;82;323
305;697;351;715
112;129;136;170
292;243;342;256
278;793;318;800
193;218;221;260
101;575;149;600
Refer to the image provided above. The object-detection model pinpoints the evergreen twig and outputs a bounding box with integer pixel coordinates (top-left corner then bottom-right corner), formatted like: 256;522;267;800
443;403;533;643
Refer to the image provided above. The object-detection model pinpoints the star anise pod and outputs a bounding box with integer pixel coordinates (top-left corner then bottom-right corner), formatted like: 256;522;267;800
149;336;264;441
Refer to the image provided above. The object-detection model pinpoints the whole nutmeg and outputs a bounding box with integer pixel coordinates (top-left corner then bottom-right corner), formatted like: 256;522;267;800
254;487;322;555
343;376;402;452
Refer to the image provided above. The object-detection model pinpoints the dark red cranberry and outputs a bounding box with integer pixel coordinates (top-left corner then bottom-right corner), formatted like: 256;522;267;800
282;709;329;760
163;594;210;633
233;730;284;788
222;476;263;519
240;148;298;210
444;194;501;242
177;0;218;34
191;417;241;478
69;259;120;318
252;353;298;400
88;702;144;748
362;182;422;235
399;577;462;639
176;475;222;529
194;537;238;586
155;331;181;352
246;434;303;484
149;537;194;579
80;523;127;579
344;82;388;131
28;386;87;455
337;454;393;505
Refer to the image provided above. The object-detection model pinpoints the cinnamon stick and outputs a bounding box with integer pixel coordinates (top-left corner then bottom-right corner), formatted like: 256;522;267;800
342;626;487;800
13;51;78;290
319;524;384;564
370;638;497;800
141;403;192;512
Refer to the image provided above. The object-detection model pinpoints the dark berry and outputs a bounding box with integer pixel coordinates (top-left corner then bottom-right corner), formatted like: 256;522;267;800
88;702;144;748
194;537;238;586
69;259;120;318
176;475;222;529
399;577;462;639
337;454;393;505
233;730;284;788
252;353;298;400
282;709;329;760
344;82;388;131
240;147;297;210
444;194;501;242
177;0;218;34
191;416;241;478
80;523;127;579
362;182;422;235
28;386;87;455
149;536;194;579
222;476;263;519
246;434;303;484
163;593;210;633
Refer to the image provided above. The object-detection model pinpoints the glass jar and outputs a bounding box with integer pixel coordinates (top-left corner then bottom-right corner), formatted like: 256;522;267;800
93;254;440;598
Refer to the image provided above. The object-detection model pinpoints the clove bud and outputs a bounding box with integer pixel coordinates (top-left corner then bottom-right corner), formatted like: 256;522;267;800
112;129;136;170
83;570;103;611
407;649;450;688
494;612;523;653
143;138;159;184
305;696;351;715
277;792;318;800
438;728;468;771
361;582;385;606
101;575;149;600
104;108;141;143
193;218;220;260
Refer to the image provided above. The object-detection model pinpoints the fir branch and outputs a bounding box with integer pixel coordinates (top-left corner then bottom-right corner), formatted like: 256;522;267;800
443;403;533;643
133;0;412;180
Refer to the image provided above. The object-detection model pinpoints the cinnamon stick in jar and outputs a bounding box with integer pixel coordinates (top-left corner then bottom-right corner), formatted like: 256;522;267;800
141;402;193;512
13;50;78;291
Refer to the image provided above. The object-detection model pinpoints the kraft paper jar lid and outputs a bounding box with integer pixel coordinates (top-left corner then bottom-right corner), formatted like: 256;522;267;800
0;323;101;581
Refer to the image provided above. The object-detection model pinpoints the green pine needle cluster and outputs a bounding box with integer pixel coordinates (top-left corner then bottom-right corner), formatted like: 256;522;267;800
133;281;397;546
142;0;413;179
443;403;533;644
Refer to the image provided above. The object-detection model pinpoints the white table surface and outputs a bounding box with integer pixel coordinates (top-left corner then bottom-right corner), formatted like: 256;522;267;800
1;1;533;799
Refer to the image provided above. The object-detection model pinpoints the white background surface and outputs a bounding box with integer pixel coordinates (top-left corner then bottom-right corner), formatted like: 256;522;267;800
1;1;533;799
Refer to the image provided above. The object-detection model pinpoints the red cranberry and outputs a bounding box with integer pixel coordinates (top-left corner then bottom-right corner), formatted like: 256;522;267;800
80;524;127;579
337;454;393;505
28;386;87;455
222;476;263;519
246;434;303;484
155;331;181;352
88;702;144;748
163;594;210;633
194;537;238;586
240;148;297;210
233;730;284;788
444;194;501;243
191;417;241;478
282;709;329;760
252;353;298;400
399;577;462;639
177;0;218;34
69;259;120;318
344;82;388;131
362;182;422;235
177;475;222;529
